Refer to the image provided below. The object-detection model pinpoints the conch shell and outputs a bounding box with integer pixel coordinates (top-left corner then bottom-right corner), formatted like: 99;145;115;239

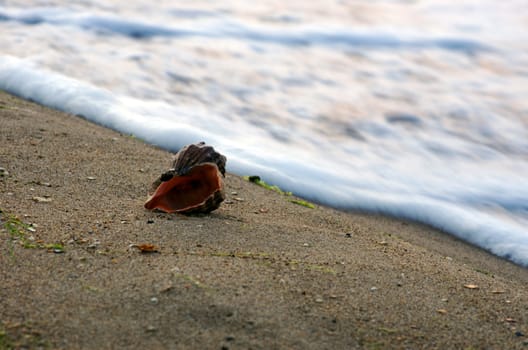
144;142;226;214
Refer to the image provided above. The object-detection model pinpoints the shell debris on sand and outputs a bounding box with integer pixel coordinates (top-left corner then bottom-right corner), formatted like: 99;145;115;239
463;284;479;289
144;142;226;214
33;196;52;203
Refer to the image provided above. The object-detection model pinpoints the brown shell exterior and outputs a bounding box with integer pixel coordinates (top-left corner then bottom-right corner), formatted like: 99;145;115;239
172;142;226;177
145;142;226;214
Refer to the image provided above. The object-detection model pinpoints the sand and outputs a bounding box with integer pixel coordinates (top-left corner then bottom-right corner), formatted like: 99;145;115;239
1;90;527;349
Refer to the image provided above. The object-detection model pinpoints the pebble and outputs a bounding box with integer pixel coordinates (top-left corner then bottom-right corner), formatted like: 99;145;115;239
87;176;97;180
370;287;378;291
146;325;157;332
315;297;324;303
87;240;100;249
0;167;8;176
150;297;159;305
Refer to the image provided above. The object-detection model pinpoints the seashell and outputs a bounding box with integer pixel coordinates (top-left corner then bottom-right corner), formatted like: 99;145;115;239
144;142;226;214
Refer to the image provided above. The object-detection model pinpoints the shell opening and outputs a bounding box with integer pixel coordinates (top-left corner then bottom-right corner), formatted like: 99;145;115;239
144;163;223;213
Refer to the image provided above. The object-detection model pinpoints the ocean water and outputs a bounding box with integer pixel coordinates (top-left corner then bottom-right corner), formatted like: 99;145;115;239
1;0;528;266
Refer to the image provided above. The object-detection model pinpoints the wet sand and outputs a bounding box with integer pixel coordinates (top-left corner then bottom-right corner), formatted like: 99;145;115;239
1;90;527;349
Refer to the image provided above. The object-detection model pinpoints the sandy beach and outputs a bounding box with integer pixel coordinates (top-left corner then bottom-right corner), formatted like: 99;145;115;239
1;89;527;349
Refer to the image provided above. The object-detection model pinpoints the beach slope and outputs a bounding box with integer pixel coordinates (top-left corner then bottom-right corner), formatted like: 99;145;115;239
1;90;527;349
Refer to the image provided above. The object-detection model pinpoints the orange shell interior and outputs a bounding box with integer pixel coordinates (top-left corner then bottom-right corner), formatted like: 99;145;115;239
144;163;222;213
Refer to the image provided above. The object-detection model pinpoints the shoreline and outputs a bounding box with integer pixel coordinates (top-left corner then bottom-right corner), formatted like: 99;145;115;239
1;90;527;349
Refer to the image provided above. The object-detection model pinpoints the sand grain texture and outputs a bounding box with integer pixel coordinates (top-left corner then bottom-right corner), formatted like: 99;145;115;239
1;90;527;349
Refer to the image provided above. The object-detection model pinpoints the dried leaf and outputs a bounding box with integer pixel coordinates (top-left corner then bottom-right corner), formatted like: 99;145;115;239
135;244;159;253
491;290;506;294
436;309;448;314
138;244;158;253
505;318;517;323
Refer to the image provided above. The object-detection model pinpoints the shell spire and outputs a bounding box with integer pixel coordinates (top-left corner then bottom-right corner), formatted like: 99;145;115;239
144;142;226;214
